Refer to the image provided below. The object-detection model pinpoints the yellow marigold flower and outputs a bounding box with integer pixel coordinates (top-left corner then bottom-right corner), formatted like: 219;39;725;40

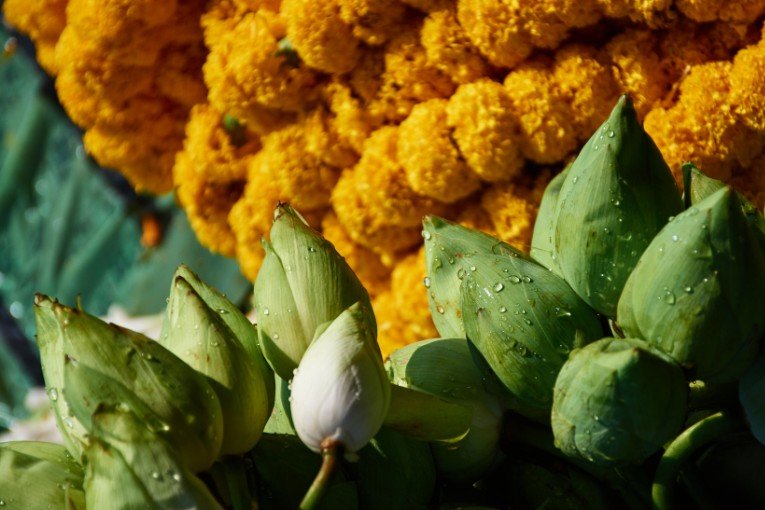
446;79;524;182
676;0;765;23
332;127;447;254
398;99;480;203
400;0;451;12
174;151;245;257
338;0;407;46
374;248;437;358
504;59;578;164
257;124;340;213
368;23;455;122
606;29;669;119
480;171;549;251
181;104;261;183
553;44;621;141
322;80;379;153
421;7;490;85
303;107;360;170
456;200;497;236
3;0;68;74
645;61;761;182
282;0;361;74
172;104;260;256
321;212;391;298
597;0;672;25
205;10;319;117
731;36;765;132
457;0;599;69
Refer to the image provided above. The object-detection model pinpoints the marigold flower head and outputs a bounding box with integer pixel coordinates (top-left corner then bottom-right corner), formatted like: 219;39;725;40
3;0;68;73
421;8;491;85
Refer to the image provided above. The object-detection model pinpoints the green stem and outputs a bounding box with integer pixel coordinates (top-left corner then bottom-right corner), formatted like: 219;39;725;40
222;457;252;510
299;440;344;510
652;411;739;510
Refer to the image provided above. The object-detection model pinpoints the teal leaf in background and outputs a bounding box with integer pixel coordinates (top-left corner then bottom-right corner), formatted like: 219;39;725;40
0;26;250;427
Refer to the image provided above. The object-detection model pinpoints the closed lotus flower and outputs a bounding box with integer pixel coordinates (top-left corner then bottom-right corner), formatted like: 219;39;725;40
254;204;375;380
290;302;390;454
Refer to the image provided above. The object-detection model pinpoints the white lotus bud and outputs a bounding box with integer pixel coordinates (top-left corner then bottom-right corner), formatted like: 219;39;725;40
290;303;390;454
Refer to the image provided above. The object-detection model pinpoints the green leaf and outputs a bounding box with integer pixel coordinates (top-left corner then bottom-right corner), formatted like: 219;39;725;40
530;164;570;274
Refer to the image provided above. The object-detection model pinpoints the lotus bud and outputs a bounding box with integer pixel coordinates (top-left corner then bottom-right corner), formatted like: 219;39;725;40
530;164;570;275
354;427;437;509
683;163;765;241
34;295;223;472
739;351;765;445
84;407;223;510
290;302;389;454
160;274;272;454
460;252;604;421
422;216;527;338
167;264;275;410
0;442;85;509
618;187;765;382
553;95;683;316
552;338;687;466
254;204;375;380
387;338;502;482
383;384;472;443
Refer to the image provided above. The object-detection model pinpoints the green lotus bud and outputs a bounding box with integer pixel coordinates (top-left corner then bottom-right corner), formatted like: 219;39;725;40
254;204;375;380
422;216;527;338
683;162;765;240
387;338;502;482
168;264;275;410
618;187;765;382
552;338;687;466
384;384;472;442
0;441;85;509
353;427;436;510
530;164;570;275
84;407;222;510
740;351;765;445
504;458;611;510
263;374;296;435
160;275;271;454
553;95;683;316
290;302;389;453
34;296;223;471
460;252;604;421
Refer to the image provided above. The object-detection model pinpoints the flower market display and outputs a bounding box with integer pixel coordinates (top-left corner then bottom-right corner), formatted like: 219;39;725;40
0;96;764;508
5;0;765;355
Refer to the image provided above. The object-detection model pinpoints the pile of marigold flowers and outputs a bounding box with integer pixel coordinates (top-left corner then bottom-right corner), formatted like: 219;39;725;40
5;0;765;355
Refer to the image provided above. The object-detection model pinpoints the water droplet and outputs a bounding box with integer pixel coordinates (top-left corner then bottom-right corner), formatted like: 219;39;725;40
469;265;477;272
457;268;466;280
671;234;679;242
607;130;615;138
508;275;521;284
0;499;5;506
47;388;58;402
493;282;504;292
594;144;600;150
436;305;445;314
662;288;676;305
63;418;74;428
521;276;532;283
307;246;317;253
683;286;693;293
273;333;280;340
218;308;229;315
151;471;161;480
499;306;507;313
668;216;675;222
172;473;182;482
262;308;270;316
688;207;699;216
421;230;432;240
423;277;431;288
9;302;23;319
523;319;532;326
603;227;610;234
572;176;579;184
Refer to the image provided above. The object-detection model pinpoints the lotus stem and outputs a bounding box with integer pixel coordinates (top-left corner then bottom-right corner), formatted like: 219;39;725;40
222;457;252;510
652;411;739;510
299;439;344;510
